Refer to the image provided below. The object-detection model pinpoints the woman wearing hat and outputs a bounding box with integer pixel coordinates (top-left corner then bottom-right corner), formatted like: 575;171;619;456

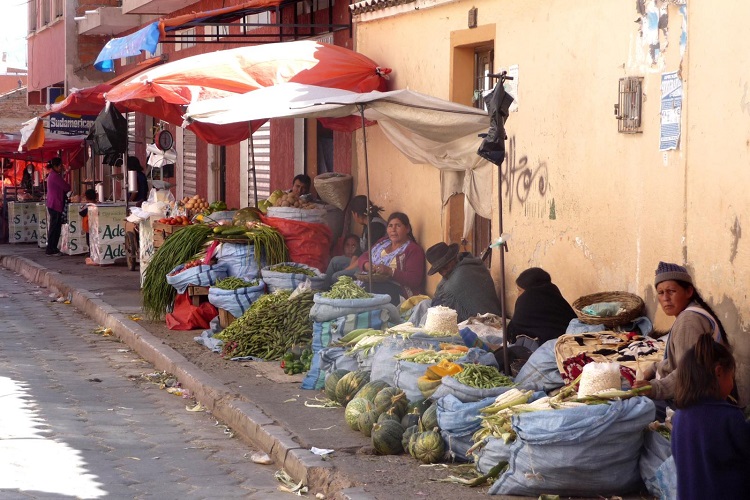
426;242;501;322
634;262;731;403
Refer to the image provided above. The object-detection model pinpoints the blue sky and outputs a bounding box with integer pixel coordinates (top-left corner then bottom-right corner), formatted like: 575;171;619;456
0;0;28;69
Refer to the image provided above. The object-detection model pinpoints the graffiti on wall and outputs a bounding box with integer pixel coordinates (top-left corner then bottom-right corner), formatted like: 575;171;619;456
636;0;687;68
501;136;550;217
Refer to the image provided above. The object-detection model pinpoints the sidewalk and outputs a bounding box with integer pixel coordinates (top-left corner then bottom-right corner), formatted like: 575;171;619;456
0;244;499;500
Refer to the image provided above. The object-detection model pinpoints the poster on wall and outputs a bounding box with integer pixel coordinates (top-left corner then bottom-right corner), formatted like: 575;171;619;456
660;71;682;151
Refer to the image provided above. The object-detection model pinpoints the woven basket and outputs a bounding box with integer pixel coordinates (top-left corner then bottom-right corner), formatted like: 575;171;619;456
572;291;645;328
314;173;352;211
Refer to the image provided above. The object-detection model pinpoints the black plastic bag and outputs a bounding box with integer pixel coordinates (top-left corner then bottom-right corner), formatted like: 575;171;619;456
477;80;514;167
87;103;128;156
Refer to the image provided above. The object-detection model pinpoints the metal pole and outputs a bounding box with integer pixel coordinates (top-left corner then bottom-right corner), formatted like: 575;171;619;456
359;105;373;291
249;125;258;206
497;166;510;375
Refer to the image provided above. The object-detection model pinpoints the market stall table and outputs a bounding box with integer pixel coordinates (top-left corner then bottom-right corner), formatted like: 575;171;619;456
34;203;47;249
7;201;40;243
88;204;127;265
61;203;89;255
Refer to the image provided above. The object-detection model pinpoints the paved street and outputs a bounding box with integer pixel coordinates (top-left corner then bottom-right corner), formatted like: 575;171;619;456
0;268;290;500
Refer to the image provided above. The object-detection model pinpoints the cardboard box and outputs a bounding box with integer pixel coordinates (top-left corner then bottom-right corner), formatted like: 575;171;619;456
153;221;190;249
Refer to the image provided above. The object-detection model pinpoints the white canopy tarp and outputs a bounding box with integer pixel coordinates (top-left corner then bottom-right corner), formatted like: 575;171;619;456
183;83;493;236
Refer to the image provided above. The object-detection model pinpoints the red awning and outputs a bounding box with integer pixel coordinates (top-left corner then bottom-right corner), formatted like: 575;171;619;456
0;132;86;164
105;40;391;145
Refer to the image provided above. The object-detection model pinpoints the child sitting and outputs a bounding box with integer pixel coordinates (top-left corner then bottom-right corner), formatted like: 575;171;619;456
671;333;750;499
324;233;362;288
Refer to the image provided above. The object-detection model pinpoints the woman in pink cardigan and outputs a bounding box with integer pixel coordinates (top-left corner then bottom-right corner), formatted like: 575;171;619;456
358;212;425;304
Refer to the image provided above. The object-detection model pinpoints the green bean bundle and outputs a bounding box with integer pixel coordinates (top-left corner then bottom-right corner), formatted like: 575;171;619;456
321;276;372;299
244;223;288;267
215;290;315;360
214;277;260;290
269;264;317;276
142;224;214;320
453;364;515;389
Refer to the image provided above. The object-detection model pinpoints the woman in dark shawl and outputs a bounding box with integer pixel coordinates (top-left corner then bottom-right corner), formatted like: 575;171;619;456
507;267;576;344
494;267;576;369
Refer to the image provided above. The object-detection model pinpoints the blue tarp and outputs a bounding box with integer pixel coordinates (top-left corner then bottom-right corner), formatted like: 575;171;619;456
94;22;160;72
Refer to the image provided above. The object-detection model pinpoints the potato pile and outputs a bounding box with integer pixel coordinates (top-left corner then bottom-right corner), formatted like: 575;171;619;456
181;194;209;213
272;192;317;209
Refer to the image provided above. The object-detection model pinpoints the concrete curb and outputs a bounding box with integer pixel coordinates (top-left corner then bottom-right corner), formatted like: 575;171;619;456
0;254;349;495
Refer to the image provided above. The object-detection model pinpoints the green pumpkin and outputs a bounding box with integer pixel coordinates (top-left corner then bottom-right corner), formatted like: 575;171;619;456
324;369;350;401
402;424;418;452
408;430;420;458
354;380;391;402
412;429;445;464
345;397;373;431
420;402;439;431
401;407;422;429
358;409;380;437
373;387;408;417
377;407;401;424
371;420;405;455
335;370;370;405
406;398;432;416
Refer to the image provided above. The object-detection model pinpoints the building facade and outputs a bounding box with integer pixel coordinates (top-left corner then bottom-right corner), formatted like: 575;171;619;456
348;0;749;404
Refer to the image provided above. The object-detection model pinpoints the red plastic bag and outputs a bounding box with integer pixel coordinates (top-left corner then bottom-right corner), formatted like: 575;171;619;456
166;291;218;330
262;215;332;272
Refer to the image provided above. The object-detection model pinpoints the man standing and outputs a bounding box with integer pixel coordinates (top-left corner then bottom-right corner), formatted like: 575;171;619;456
45;158;70;256
425;242;502;322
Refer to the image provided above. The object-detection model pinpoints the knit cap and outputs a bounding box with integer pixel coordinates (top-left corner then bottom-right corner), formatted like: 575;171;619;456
654;261;693;287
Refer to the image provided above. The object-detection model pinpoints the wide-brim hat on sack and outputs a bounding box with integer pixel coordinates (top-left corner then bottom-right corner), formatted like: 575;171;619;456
426;242;459;276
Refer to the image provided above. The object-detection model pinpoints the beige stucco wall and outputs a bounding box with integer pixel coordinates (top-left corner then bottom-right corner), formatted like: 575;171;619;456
352;0;750;403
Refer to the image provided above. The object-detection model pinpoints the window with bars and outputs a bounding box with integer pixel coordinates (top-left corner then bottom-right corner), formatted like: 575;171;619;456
175;28;196;51
615;77;643;134
204;24;230;41
243;12;271;34
54;0;63;18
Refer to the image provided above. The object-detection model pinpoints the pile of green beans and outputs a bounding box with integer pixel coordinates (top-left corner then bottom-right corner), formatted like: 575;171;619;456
454;364;515;389
142;224;214;320
321;276;372;299
245;223;288;267
269;264;317;276
215;290;314;360
214;277;260;290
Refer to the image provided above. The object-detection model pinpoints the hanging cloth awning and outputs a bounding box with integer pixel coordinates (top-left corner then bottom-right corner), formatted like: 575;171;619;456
93;0;293;73
94;22;161;72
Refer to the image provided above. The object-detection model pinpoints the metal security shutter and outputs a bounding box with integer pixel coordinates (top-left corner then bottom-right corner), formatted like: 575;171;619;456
183;130;197;197
247;122;271;206
127;113;136;157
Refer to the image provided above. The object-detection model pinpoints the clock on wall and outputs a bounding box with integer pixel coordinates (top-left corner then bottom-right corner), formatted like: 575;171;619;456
156;130;174;151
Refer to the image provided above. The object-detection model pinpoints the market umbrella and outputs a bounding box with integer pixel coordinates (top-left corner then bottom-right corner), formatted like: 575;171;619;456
41;84;115;117
105;40;391;145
